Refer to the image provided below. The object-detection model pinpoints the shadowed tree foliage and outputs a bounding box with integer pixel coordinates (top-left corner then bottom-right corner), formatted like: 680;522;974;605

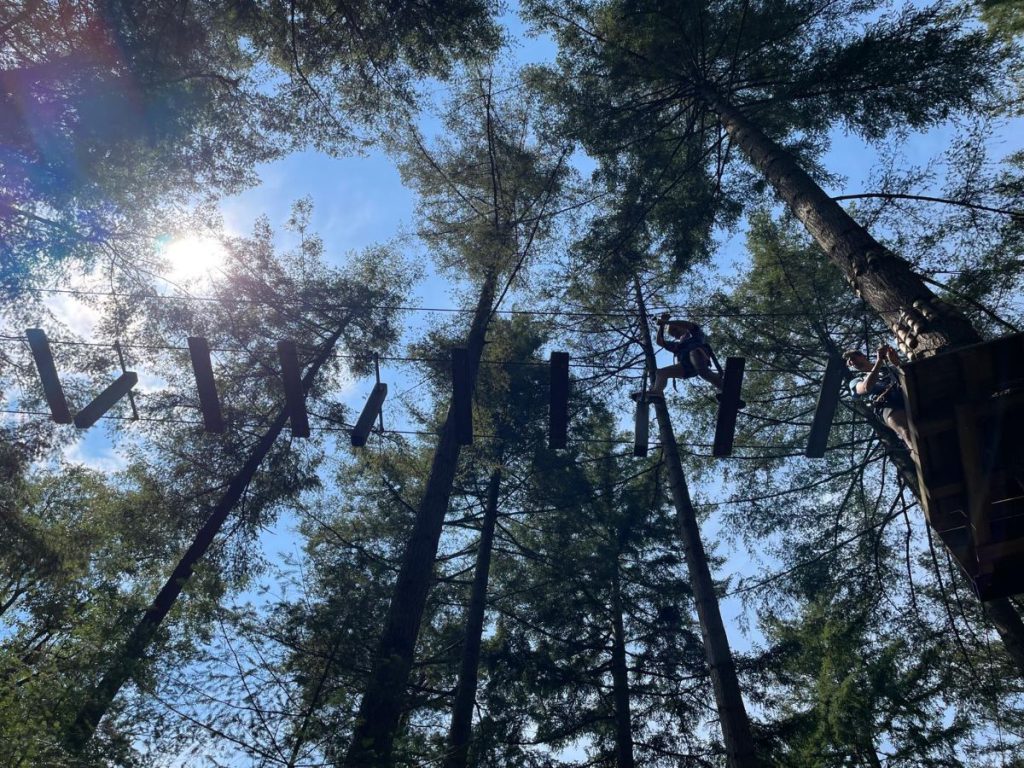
0;0;500;293
526;0;1012;356
342;71;573;766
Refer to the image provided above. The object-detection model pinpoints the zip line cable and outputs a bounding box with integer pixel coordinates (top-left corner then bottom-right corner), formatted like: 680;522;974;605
0;335;799;375
19;285;865;321
0;407;811;454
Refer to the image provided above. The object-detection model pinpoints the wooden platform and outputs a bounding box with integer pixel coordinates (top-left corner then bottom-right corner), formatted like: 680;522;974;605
900;332;1024;600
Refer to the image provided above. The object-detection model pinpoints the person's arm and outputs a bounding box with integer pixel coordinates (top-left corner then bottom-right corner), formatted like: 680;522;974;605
655;314;669;349
854;346;887;395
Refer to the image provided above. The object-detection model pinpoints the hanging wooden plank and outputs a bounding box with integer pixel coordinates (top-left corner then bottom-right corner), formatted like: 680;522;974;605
187;337;225;433
633;396;649;457
452;347;472;445
549;351;569;449
712;357;746;458
805;355;845;458
351;382;388;447
277;341;310;438
25;328;72;424
74;372;138;428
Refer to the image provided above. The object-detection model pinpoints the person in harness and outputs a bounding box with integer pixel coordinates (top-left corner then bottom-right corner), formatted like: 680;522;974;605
843;344;912;448
644;313;723;400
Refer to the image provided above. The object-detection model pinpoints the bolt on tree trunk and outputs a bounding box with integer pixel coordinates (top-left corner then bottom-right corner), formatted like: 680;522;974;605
344;272;498;768
634;282;762;768
66;327;346;753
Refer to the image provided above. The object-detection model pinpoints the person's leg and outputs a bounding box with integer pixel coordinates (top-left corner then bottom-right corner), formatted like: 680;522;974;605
884;408;913;450
690;348;723;390
651;363;688;394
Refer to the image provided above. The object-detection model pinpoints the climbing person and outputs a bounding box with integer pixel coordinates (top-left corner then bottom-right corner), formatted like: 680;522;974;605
843;344;913;449
643;313;723;401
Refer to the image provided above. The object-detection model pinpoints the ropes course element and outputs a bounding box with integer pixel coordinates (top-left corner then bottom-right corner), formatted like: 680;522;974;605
19;285;866;320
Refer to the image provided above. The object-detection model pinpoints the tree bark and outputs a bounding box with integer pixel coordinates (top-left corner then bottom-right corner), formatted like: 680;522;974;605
344;272;497;768
609;566;637;768
634;282;762;768
66;326;346;752
701;88;1024;673
698;85;980;359
442;467;501;768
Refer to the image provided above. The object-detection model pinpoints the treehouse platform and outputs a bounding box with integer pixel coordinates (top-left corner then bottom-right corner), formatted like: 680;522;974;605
900;332;1024;601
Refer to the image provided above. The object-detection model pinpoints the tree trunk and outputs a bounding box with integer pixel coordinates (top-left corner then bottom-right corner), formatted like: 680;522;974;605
344;272;497;768
66;327;346;752
609;566;637;768
443;467;501;768
634;283;762;768
698;85;980;359
702;88;1024;674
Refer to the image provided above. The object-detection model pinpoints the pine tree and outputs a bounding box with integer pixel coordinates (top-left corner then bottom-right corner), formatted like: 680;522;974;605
526;0;1009;356
342;71;571;766
43;204;413;756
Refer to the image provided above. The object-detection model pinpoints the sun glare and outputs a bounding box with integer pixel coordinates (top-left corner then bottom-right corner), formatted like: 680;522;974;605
161;235;227;282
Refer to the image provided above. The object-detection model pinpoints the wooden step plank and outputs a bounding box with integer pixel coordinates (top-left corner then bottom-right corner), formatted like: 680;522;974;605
805;355;844;458
25;329;72;424
549;352;569;449
187;337;225;433
277;341;310;438
712;357;745;458
452;347;472;445
74;372;138;429
351;382;388;448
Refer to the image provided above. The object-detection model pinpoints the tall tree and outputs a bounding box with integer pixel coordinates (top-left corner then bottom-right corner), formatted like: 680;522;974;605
342;72;571;766
526;0;1010;356
38;205;413;755
700;213;1024;761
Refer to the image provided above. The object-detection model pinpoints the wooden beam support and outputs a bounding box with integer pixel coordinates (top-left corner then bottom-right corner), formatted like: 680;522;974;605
549;351;569;449
805;355;844;458
187;337;225;433
712;357;745;458
351;382;388;448
278;341;310;438
633;397;649;457
25;329;72;424
74;372;138;429
452;347;472;445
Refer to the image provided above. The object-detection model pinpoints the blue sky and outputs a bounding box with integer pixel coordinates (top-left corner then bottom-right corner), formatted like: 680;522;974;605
10;7;1023;763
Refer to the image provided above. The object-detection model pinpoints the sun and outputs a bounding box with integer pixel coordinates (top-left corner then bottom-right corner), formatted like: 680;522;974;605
161;235;227;282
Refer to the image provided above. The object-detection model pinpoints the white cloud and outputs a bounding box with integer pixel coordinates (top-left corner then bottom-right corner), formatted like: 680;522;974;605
64;435;128;474
43;292;101;338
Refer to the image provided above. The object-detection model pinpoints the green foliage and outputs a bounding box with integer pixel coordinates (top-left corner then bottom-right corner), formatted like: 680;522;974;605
476;408;707;766
0;0;501;294
524;0;1009;272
